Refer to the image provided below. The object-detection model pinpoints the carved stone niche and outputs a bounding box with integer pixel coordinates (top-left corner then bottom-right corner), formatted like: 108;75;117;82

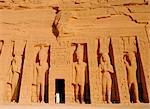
122;36;149;103
71;43;91;104
31;44;50;103
98;37;120;104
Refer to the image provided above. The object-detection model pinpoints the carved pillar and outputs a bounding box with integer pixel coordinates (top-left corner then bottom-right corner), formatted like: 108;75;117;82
19;41;35;104
111;37;130;103
0;40;13;103
87;38;102;104
49;44;56;104
48;71;55;104
137;35;150;102
65;67;73;104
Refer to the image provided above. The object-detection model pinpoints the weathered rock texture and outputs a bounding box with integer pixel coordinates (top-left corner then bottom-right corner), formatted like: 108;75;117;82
0;0;150;104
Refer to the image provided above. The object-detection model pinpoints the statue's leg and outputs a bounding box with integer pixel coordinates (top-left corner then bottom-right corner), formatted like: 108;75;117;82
37;83;40;103
128;82;133;103
80;85;84;104
41;79;45;103
75;84;79;103
128;82;132;89
107;78;112;103
133;82;139;103
31;85;37;103
73;84;77;102
102;76;107;103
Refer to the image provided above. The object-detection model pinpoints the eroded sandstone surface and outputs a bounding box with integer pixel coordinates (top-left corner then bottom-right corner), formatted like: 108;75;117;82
0;0;150;105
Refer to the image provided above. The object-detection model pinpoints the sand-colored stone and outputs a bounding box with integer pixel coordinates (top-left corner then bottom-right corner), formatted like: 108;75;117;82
72;44;87;104
0;0;150;107
124;52;140;103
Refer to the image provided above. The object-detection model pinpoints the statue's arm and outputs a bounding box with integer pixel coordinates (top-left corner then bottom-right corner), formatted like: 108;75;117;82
98;64;102;73
32;63;37;85
72;63;76;84
7;65;12;84
124;59;130;69
108;65;114;73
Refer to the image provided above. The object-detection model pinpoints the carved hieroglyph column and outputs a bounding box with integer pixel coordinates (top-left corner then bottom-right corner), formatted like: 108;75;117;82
19;41;35;104
0;40;13;103
111;37;130;103
137;34;150;102
87;38;102;104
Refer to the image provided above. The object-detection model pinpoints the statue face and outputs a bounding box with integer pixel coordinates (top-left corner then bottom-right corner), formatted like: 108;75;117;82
77;53;82;62
76;45;83;62
102;53;108;62
102;56;107;62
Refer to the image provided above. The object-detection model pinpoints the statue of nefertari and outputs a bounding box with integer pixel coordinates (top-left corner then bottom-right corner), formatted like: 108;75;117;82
99;53;114;104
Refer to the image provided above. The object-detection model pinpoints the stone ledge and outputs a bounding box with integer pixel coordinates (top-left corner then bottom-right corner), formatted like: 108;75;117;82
0;104;150;109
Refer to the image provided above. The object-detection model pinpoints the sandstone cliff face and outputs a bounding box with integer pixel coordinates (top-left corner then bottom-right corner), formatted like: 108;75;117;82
0;0;150;104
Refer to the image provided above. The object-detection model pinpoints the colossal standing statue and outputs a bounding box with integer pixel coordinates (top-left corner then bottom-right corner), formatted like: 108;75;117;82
36;45;49;103
99;53;114;103
123;52;140;103
72;44;87;104
7;56;22;103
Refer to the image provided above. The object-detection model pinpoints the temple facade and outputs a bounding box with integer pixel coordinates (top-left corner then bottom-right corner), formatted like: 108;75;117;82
0;0;150;104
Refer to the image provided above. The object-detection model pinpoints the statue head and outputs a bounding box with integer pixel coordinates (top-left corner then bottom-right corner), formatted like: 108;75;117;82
38;45;47;65
76;44;83;63
100;53;110;64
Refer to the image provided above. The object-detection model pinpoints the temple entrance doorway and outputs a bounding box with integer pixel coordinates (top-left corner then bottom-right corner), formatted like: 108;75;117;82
55;79;65;103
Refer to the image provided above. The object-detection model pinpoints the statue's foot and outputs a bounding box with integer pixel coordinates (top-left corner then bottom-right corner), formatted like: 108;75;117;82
41;101;45;104
76;100;80;104
107;101;112;104
81;101;85;104
103;101;107;104
135;100;140;103
11;100;16;104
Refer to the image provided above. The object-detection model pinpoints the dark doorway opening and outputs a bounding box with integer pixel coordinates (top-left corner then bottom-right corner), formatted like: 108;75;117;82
55;79;65;103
